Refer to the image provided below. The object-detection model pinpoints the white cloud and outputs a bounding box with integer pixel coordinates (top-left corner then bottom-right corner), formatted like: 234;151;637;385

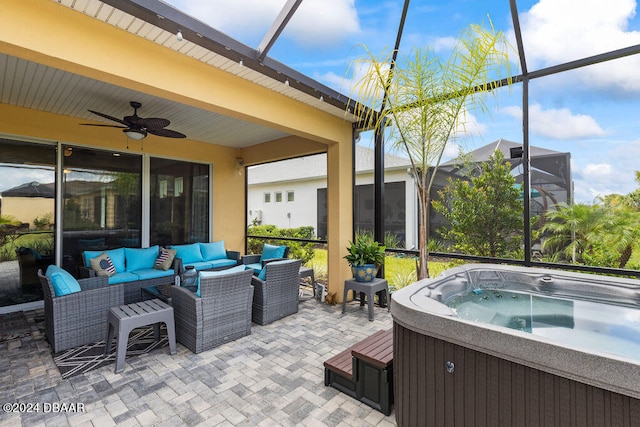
583;163;613;178
168;0;360;49
286;0;361;47
517;0;640;92
173;0;281;39
502;104;606;139
569;139;640;202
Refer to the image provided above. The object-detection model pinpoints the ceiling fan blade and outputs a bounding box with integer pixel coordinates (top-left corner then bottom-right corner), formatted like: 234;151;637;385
88;109;129;126
147;128;187;138
137;117;170;129
80;123;127;129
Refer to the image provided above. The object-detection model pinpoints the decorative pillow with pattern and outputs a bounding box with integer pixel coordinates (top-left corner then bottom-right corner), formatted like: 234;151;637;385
154;248;177;271
89;252;116;277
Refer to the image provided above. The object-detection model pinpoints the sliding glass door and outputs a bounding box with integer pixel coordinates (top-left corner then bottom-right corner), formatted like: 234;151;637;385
0;139;56;306
61;145;142;273
149;158;209;246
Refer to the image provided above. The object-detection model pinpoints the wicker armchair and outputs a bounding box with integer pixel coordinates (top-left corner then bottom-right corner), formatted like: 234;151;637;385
38;269;124;353
241;244;290;275
250;259;302;325
172;269;254;353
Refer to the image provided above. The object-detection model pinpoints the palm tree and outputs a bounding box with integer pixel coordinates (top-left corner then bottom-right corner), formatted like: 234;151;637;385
349;20;512;279
541;203;607;264
598;188;640;269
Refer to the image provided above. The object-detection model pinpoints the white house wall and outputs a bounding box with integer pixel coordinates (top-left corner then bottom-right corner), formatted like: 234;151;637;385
247;168;417;248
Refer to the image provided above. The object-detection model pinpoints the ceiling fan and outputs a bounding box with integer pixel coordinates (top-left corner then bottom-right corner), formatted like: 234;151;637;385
81;101;186;140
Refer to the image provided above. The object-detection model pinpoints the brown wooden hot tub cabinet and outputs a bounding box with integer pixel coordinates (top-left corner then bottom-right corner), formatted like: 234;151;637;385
394;322;640;427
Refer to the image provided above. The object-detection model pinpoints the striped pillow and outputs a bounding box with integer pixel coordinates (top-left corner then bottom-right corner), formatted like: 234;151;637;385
154;248;176;271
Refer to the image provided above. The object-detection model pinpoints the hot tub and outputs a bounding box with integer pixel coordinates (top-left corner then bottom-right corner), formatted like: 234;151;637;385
391;264;640;426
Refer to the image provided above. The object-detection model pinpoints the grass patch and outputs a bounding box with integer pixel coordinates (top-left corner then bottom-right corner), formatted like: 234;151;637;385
306;249;459;290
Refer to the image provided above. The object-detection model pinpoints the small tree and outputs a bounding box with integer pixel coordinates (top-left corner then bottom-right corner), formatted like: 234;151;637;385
350;20;512;278
432;150;523;257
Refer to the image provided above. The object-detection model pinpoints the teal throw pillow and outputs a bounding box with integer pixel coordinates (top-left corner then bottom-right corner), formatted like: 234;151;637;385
260;244;286;263
46;265;81;296
199;241;227;261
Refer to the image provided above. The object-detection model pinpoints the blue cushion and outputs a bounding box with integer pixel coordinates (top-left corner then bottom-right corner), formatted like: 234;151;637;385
245;263;262;275
107;272;139;285
184;261;214;271
84;248;125;272
125;246;159;272
258;266;267;280
199;241;227;261
132;268;174;280
260;244;286;263
170;243;203;264
45;265;81;296
208;258;238;269
197;265;246;297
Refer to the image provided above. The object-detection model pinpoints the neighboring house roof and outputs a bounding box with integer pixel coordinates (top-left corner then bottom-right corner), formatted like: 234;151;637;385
439;138;572;191
441;138;566;166
1;182;55;198
2;180;116;198
248;146;411;185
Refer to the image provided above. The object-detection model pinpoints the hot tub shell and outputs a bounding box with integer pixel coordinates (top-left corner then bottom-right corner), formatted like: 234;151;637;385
391;264;640;426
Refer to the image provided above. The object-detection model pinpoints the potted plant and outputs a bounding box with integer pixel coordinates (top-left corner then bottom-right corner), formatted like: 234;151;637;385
344;234;386;282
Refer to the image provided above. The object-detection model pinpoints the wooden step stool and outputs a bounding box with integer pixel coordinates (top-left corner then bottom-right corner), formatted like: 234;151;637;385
323;329;394;415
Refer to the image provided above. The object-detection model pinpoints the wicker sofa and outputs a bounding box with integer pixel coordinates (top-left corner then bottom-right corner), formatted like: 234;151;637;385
38;269;123;353
250;259;302;325
79;245;182;304
172;268;254;353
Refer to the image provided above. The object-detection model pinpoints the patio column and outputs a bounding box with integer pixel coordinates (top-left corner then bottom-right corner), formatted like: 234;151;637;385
326;139;353;302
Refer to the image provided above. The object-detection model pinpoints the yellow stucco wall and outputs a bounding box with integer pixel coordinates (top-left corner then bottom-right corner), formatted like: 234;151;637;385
0;0;356;298
1;197;54;228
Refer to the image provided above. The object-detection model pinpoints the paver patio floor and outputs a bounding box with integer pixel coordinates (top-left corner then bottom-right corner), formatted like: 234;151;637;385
1;296;396;426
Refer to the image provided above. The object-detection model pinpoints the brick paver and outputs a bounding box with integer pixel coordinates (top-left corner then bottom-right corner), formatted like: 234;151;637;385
1;296;396;426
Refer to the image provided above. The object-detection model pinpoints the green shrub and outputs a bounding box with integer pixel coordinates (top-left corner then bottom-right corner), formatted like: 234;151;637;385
247;224;315;264
33;213;53;230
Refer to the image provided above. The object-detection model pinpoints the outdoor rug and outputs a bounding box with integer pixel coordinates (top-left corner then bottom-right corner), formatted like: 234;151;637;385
53;325;169;379
0;311;32;342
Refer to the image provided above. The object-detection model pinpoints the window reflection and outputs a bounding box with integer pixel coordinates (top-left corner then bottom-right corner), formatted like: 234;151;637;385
62;146;141;272
0;139;56;307
150;158;209;246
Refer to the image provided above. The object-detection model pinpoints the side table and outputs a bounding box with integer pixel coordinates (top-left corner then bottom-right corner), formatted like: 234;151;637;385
342;278;390;321
105;299;177;373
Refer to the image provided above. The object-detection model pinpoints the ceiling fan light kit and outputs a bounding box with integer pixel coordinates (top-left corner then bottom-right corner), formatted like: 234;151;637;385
124;128;147;140
81;101;186;140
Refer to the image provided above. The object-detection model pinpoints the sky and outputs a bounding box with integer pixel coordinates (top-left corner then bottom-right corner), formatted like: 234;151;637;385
161;0;640;204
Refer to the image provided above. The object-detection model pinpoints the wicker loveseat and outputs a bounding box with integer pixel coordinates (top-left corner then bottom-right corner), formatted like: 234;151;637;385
38;269;123;353
169;241;240;273
172;268;254;353
79;245;181;304
250;259;302;325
